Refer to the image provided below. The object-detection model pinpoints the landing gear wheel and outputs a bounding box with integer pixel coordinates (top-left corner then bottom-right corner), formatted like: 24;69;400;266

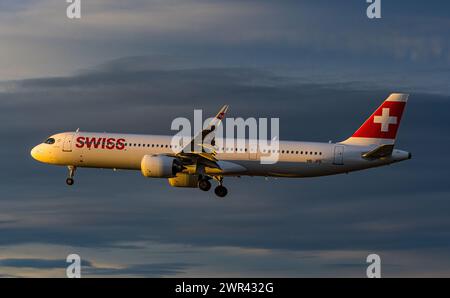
214;185;228;198
198;179;212;191
66;166;76;186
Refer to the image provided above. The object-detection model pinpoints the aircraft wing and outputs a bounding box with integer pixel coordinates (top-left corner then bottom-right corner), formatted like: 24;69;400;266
176;105;229;170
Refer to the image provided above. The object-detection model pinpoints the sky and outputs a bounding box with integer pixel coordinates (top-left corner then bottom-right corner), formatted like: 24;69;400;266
0;0;450;277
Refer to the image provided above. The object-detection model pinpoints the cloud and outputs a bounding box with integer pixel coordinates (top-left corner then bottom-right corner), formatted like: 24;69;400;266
84;263;190;277
0;257;189;277
0;258;91;269
1;1;449;80
3;242;450;277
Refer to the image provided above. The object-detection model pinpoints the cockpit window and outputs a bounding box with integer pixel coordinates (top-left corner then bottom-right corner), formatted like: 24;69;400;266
44;138;55;144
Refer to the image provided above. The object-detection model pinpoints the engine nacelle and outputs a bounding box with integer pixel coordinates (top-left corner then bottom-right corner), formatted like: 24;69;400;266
141;155;183;178
168;174;199;188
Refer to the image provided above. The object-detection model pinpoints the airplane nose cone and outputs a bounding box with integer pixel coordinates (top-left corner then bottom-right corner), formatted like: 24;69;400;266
31;146;40;161
31;144;54;163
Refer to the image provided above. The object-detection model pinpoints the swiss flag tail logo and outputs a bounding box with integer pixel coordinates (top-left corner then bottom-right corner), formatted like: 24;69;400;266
342;93;409;146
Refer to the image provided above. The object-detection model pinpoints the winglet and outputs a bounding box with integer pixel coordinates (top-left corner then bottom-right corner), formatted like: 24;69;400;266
209;105;229;129
180;105;229;154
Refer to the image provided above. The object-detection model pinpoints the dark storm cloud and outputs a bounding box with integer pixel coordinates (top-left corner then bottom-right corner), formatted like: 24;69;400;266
2;55;449;138
84;263;190;277
0;258;91;269
2;0;450;81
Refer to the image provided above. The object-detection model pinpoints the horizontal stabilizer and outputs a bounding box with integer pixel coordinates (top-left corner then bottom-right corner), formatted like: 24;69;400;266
362;144;394;160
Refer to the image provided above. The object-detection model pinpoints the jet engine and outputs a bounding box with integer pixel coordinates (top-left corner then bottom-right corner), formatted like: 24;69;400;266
141;155;184;178
168;174;199;188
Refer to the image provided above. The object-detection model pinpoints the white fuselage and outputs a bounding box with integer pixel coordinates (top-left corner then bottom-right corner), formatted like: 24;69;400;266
31;131;411;178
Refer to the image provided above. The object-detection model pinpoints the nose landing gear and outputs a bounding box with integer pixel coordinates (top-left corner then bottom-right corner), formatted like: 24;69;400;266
66;166;76;186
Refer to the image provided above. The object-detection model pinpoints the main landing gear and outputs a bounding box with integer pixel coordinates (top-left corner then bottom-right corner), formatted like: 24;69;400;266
214;185;228;198
198;176;228;198
66;166;76;186
213;176;228;198
198;178;212;191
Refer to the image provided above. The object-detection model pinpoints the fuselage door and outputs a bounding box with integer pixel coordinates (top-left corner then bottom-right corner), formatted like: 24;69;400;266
333;145;344;165
62;133;75;152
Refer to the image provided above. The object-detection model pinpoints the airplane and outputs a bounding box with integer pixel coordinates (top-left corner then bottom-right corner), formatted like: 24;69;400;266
31;93;411;198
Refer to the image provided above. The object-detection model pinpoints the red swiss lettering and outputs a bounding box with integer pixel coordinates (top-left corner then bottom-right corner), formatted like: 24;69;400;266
116;138;125;150
76;136;85;148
